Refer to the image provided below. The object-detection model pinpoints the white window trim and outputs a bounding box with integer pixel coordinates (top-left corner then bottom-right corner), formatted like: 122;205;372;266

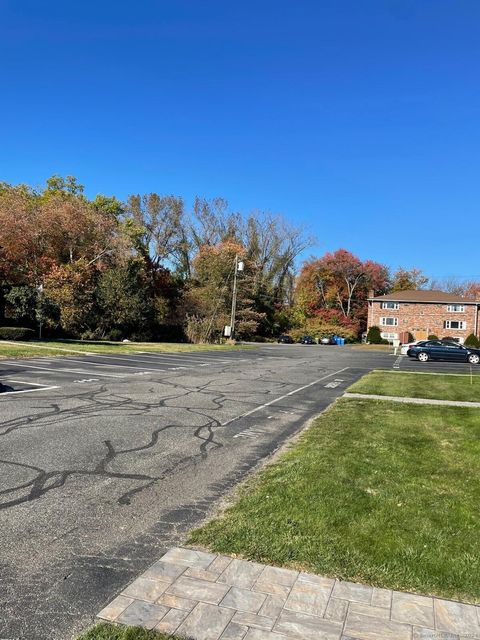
444;320;466;330
381;302;399;310
447;305;464;312
380;317;398;326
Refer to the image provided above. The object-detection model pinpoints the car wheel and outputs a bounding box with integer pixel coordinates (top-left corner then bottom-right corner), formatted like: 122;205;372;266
468;353;480;365
417;352;429;362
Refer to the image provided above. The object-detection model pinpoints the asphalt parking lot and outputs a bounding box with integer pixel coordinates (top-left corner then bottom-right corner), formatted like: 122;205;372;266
0;344;478;640
392;351;480;374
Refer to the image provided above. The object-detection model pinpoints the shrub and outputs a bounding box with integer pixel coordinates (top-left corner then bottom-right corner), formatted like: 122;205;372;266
289;319;357;344
108;328;124;342
465;333;480;348
185;315;213;343
0;327;36;341
407;332;414;342
428;334;439;340
366;326;383;344
129;331;154;342
289;328;307;342
80;329;104;341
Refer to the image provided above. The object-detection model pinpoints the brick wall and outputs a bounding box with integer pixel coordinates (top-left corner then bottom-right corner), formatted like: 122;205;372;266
368;301;480;342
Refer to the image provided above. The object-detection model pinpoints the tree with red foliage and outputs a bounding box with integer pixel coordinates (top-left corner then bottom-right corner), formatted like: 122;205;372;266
294;249;390;331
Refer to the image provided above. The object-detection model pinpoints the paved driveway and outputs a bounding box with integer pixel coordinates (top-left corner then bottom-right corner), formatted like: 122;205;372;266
0;344;468;639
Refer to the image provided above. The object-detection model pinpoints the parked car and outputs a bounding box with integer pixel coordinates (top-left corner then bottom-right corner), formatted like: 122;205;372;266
400;340;423;355
277;335;294;344
299;335;316;344
319;335;337;345
407;340;480;364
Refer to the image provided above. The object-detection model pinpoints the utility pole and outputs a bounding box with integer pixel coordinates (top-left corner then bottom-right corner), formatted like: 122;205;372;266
229;255;244;340
36;284;44;340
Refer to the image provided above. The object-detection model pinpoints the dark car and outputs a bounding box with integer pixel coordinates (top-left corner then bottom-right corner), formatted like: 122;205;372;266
277;335;294;344
300;335;316;344
407;340;480;364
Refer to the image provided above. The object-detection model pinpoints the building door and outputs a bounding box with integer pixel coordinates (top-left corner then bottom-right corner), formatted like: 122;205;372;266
413;328;428;340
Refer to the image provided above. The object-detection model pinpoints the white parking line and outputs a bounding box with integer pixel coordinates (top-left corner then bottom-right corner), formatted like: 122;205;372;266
0;340;95;355
393;355;403;369
72;353;210;367
36;357;165;372
0;385;60;396
131;352;234;363
233;427;269;439
8;379;56;386
222;367;350;427
2;362;127;378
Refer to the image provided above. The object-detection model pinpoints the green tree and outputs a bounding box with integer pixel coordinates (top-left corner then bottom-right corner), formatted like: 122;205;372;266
43;262;97;335
391;267;429;291
367;326;384;344
44;174;85;197
4;286;37;325
92;194;124;219
97;260;154;338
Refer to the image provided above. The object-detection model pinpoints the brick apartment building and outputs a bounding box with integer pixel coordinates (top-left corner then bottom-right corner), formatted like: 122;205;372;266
367;289;480;344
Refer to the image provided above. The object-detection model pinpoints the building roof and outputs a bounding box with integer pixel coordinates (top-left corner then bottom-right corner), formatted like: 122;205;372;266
369;289;479;304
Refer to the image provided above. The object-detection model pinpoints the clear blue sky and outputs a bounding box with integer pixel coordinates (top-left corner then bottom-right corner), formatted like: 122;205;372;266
1;0;479;279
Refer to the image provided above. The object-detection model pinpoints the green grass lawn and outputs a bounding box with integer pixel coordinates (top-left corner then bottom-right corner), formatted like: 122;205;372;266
349;343;394;352
77;622;182;640
188;397;480;602
0;339;248;359
348;370;480;402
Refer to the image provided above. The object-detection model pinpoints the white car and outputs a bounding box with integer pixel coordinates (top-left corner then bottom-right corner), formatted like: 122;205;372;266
400;340;422;355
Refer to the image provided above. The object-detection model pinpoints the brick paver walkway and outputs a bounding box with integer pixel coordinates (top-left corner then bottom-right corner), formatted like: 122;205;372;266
98;547;480;639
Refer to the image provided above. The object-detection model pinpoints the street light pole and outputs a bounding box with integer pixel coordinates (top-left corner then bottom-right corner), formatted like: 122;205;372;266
229;255;244;340
36;284;44;340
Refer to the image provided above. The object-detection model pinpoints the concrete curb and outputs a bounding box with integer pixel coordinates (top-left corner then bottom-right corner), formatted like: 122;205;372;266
344;392;480;408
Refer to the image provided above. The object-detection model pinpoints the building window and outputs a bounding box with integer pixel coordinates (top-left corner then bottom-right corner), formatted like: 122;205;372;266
380;317;398;326
381;302;399;310
447;304;464;312
443;320;466;330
